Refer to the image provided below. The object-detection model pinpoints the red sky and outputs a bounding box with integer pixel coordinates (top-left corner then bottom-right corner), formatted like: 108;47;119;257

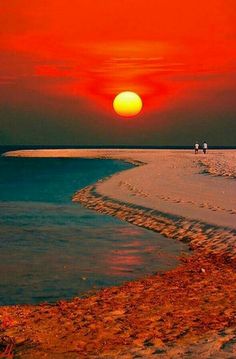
0;0;236;145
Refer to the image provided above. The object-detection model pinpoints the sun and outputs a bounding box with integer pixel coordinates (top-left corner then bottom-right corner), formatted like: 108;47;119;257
113;91;143;117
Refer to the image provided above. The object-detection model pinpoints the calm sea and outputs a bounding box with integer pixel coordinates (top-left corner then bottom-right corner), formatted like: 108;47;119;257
0;146;188;305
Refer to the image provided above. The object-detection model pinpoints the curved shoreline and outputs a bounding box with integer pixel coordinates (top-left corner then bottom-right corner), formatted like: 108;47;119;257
4;149;235;229
4;148;236;261
72;184;236;265
1;149;236;358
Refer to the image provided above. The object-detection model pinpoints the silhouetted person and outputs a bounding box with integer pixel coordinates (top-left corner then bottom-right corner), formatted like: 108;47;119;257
194;142;199;154
203;141;208;154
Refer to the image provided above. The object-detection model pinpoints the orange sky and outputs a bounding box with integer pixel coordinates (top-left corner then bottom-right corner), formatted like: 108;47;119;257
0;0;236;145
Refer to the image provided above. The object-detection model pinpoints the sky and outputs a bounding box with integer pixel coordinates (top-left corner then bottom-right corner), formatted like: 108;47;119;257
0;0;236;146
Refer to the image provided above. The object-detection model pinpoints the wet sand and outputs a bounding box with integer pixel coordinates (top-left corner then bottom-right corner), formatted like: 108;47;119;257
1;149;236;358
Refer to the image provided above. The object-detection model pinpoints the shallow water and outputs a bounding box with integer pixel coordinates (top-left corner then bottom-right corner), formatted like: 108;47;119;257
0;152;189;305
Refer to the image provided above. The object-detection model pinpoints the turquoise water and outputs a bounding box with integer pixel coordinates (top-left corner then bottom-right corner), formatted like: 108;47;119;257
0;150;188;305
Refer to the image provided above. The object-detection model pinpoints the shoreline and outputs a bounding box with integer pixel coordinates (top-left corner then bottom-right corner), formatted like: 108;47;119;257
1;149;236;357
3;149;236;229
73;184;236;265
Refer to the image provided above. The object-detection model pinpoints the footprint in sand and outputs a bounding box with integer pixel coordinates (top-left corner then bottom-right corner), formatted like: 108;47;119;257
173;199;182;203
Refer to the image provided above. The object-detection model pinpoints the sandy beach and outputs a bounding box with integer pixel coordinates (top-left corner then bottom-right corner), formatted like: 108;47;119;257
1;149;236;358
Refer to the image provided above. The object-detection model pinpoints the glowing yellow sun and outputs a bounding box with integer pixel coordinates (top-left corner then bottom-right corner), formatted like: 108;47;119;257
113;91;143;117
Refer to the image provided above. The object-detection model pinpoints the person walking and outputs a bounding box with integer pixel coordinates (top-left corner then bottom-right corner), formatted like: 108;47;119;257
203;141;208;154
194;141;199;154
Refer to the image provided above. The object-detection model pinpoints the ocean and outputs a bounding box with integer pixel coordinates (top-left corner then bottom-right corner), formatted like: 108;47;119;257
0;146;188;305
